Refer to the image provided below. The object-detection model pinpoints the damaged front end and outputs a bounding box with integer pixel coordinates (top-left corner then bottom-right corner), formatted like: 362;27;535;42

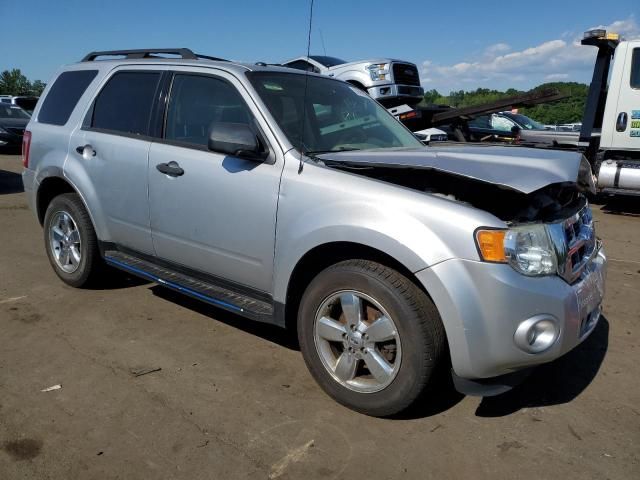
317;145;596;224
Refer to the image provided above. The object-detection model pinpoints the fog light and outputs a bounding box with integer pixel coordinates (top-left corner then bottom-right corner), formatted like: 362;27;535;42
514;315;559;353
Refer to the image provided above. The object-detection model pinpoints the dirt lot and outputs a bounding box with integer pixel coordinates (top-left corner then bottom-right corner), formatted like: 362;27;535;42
0;152;638;479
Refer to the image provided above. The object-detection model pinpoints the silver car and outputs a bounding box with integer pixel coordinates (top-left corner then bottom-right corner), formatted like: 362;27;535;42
22;48;606;417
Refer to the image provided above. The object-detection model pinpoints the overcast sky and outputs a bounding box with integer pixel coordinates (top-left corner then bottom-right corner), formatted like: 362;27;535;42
1;0;638;94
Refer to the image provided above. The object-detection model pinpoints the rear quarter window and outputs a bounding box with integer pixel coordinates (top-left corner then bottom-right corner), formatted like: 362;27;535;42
90;71;161;136
38;70;98;125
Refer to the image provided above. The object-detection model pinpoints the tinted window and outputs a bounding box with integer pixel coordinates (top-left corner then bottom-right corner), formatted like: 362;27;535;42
309;56;346;67
284;60;318;73
0;105;30;119
468;115;492;129
92;72;161;136
165;74;252;147
631;48;640;89
38;70;97;125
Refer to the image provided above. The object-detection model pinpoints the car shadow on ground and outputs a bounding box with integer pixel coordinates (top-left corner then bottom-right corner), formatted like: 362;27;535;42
142;284;608;420
87;269;151;290
0;169;24;195
150;284;467;418
598;196;640;217
475;317;609;417
149;285;299;351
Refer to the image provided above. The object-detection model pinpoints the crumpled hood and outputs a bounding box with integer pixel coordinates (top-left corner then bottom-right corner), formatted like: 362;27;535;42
317;145;595;194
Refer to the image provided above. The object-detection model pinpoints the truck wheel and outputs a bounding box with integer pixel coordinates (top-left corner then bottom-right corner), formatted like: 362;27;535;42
297;260;445;416
43;193;103;288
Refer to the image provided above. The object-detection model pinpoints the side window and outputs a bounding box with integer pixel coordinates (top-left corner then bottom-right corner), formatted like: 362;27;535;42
38;70;98;126
468;115;491;129
165;74;253;147
491;115;516;132
91;71;161;136
284;60;318;73
631;48;640;89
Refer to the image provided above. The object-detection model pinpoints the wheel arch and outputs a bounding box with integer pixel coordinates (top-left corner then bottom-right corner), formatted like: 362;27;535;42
36;176;100;240
346;79;368;92
280;241;435;332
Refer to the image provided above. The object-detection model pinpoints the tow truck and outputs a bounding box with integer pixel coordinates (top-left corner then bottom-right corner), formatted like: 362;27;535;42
390;29;640;197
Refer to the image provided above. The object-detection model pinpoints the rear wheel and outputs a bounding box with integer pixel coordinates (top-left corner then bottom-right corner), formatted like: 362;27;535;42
43;193;103;287
297;260;445;416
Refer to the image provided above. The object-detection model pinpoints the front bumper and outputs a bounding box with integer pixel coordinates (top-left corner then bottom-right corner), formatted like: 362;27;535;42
416;248;607;380
367;83;424;101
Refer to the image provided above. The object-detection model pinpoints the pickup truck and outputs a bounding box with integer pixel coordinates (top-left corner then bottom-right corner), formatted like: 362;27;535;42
281;55;424;107
22;48;606;416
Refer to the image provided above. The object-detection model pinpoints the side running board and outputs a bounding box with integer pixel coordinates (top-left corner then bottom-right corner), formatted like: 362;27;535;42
104;250;274;323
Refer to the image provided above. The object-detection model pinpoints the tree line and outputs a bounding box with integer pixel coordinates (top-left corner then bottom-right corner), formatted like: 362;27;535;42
0;69;46;97
420;82;589;125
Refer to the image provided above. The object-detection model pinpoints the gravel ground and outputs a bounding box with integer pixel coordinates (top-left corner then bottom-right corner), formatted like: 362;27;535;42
0;153;638;479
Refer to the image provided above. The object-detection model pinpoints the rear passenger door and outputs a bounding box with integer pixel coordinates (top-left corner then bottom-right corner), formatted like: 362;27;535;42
69;69;163;255
147;71;283;292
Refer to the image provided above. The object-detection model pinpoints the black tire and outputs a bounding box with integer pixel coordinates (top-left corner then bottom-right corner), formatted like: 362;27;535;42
43;193;103;288
297;260;446;417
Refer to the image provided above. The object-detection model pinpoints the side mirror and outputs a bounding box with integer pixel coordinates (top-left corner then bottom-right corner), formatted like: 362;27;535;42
208;123;268;161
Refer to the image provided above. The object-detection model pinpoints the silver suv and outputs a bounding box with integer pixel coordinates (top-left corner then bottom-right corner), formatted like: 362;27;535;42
23;48;606;416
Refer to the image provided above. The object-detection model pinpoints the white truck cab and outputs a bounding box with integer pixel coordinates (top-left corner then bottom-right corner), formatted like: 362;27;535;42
600;40;640;152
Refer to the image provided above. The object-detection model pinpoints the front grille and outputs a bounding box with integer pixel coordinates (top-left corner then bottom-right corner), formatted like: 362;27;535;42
392;63;420;86
6;127;25;136
556;205;597;283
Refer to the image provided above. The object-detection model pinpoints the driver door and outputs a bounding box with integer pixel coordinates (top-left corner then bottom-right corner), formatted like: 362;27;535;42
148;71;283;292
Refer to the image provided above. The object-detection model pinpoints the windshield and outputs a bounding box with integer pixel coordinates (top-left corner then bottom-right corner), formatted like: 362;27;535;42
0;105;30;119
247;72;423;153
309;55;347;67
506;113;545;130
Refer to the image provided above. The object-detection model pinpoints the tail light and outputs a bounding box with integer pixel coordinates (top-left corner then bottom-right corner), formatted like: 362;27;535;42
22;130;31;168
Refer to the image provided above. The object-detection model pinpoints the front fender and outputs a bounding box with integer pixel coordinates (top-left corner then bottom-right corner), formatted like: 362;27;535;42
334;69;377;88
272;201;455;303
270;157;499;303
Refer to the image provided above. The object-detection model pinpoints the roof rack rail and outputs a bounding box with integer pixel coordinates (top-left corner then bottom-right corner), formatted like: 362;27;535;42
80;48;227;62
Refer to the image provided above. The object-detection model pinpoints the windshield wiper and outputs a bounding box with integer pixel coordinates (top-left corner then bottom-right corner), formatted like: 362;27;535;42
305;147;361;156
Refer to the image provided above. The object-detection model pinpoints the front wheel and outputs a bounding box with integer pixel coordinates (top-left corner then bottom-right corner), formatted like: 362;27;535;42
297;260;446;417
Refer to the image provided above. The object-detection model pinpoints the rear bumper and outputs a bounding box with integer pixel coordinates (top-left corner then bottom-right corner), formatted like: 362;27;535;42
22;167;38;214
416;249;607;380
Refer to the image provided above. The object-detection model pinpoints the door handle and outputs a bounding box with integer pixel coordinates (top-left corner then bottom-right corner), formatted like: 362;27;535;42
616;112;628;132
75;144;96;157
156;161;184;177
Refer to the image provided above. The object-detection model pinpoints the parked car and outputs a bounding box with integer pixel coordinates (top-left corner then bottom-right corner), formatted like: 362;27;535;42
0;104;30;150
0;95;39;114
413;127;448;144
23;48;606;417
281;55;424;107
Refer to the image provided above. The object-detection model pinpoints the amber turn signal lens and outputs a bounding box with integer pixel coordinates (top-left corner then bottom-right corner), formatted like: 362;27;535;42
475;229;507;263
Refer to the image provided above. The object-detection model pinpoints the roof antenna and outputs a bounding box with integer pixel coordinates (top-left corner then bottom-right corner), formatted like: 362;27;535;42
298;0;315;174
320;29;327;56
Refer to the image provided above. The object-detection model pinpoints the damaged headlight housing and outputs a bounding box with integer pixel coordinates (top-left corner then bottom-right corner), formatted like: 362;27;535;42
475;224;557;276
